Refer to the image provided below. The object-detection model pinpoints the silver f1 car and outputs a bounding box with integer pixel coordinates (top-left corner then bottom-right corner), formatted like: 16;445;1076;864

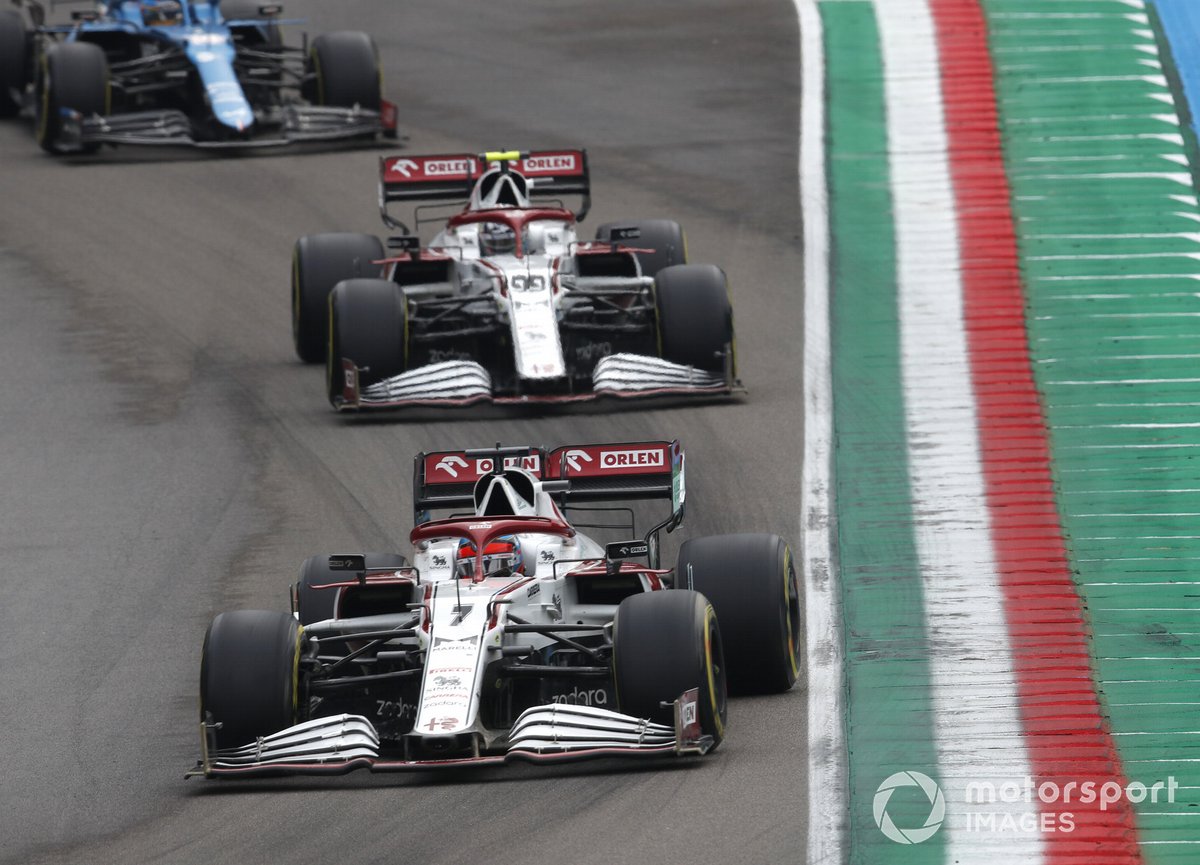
291;149;740;410
189;440;799;777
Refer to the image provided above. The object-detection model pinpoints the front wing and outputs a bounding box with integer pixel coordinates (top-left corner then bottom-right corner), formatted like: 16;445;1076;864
332;353;739;411
52;102;396;151
187;691;711;779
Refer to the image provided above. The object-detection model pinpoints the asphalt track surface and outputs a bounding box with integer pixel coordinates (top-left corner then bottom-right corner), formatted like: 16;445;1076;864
0;2;806;862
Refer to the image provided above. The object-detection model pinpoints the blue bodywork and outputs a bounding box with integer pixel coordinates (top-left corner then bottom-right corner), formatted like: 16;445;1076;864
27;0;393;150
48;1;268;133
115;1;252;131
54;1;276;133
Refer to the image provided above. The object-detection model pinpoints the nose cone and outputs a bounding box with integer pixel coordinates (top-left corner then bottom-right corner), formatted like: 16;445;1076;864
190;32;255;133
222;106;253;132
206;81;255;132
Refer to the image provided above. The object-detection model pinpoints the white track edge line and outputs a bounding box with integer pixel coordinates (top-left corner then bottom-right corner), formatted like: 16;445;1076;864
795;2;847;864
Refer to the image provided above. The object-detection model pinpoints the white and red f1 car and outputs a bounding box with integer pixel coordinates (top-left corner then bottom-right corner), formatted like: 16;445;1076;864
290;149;740;410
189;440;799;777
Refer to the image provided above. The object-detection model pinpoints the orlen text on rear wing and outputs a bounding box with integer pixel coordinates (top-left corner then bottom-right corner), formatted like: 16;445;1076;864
378;149;591;230
412;439;684;527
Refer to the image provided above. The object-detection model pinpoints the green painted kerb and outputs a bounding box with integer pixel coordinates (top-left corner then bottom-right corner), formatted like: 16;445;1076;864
983;0;1200;859
824;4;943;863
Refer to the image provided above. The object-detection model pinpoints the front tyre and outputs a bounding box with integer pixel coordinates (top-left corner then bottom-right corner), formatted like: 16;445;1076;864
199;610;303;750
676;533;801;695
654;263;733;374
0;10;28;118
327;278;407;406
292;232;384;363
308;31;381;110
36;41;108;154
613;589;727;749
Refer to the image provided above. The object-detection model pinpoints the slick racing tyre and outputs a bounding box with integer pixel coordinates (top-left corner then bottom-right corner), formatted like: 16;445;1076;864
295;552;409;625
200;610;303;750
308;31;381;110
613;589;727;749
676;533;801;695
654;263;733;373
595;219;686;278
327;278;407;406
292;232;384;363
36;41;108;154
0;10;28;118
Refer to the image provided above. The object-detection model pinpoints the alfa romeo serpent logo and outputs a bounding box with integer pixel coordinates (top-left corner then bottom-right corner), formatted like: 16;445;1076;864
873;771;945;844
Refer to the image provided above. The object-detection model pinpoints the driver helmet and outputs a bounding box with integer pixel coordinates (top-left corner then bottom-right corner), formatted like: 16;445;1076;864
142;0;183;25
479;222;517;257
456;535;524;579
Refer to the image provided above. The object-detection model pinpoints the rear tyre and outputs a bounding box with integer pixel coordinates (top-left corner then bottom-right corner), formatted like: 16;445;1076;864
0;10;28;118
654;263;733;373
327;278;407;406
36;41;108;154
595;219;686;278
613;589;727;749
676;533;800;695
309;31;381;110
292;232;383;363
200;610;302;750
295;552;409;625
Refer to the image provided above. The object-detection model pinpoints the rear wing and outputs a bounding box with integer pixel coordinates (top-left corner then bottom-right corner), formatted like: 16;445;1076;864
412;440;685;526
378;149;591;228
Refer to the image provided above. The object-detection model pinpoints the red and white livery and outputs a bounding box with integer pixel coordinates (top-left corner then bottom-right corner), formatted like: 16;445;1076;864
290;149;741;411
189;440;800;778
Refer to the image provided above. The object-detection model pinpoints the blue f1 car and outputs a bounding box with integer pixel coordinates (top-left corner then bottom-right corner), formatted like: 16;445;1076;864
0;0;397;153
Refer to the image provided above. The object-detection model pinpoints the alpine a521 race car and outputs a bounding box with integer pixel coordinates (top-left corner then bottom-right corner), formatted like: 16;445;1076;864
189;440;799;777
0;0;396;152
291;149;740;410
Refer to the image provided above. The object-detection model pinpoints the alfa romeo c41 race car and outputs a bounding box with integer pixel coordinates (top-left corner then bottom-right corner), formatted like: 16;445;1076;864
291;149;740;410
189;440;800;777
0;0;397;152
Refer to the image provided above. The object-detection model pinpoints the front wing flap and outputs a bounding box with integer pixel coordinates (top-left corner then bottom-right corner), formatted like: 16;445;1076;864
187;690;711;778
333;353;738;411
53;103;393;151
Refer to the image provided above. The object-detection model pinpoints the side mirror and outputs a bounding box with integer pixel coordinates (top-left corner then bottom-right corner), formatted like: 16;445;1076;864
328;554;366;572
387;235;420;257
604;540;649;576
